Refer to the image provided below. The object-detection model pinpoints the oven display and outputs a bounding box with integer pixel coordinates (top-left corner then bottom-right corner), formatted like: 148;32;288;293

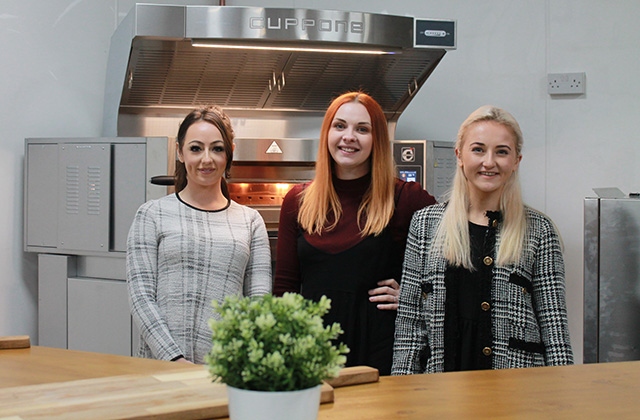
399;170;418;183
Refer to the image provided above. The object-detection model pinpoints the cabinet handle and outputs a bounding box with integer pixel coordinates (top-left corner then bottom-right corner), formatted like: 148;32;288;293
408;78;419;97
277;72;286;91
268;72;277;91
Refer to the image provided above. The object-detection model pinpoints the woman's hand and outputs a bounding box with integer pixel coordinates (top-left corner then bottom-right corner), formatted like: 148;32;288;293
174;357;194;364
368;278;400;310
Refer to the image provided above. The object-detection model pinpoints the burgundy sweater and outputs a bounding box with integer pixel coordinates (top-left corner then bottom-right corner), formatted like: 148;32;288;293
274;174;436;295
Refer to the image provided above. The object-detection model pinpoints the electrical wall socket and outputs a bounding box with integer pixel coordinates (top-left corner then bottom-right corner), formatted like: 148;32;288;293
547;72;586;95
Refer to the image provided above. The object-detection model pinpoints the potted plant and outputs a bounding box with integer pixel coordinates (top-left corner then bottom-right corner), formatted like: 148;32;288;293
206;292;349;420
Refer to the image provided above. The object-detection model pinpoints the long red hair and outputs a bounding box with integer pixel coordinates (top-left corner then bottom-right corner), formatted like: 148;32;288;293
298;92;396;236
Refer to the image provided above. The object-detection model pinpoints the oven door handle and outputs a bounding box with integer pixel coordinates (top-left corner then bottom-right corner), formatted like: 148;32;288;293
150;175;176;186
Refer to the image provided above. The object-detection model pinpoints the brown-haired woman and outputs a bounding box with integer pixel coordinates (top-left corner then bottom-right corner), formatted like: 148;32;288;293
274;92;436;374
127;106;272;364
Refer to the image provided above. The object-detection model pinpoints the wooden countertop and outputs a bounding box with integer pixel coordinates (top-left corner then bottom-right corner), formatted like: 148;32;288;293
1;346;639;419
320;361;640;419
0;345;196;388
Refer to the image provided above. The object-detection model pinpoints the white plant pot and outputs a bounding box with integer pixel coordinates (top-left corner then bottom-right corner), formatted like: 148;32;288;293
226;384;322;420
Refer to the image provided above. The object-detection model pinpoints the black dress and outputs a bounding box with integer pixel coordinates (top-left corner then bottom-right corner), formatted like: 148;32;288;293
297;229;398;375
443;211;501;371
274;175;435;375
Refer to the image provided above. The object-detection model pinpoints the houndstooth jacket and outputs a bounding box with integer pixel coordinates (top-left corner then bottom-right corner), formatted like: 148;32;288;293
392;203;573;374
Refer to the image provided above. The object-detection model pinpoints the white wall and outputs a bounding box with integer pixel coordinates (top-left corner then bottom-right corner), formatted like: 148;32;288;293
3;0;640;365
0;1;115;340
545;1;640;366
0;0;214;342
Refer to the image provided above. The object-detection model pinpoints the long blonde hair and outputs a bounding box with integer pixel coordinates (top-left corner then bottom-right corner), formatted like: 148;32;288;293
434;105;526;269
297;92;396;236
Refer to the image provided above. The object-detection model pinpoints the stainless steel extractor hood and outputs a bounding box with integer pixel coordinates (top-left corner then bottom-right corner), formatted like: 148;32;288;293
102;4;456;140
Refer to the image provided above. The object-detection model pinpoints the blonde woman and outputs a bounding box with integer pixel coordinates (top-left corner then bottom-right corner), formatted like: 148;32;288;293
275;92;436;374
392;105;573;374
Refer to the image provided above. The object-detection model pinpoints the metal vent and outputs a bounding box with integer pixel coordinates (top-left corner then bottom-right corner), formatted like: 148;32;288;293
65;166;80;215
86;166;102;216
120;40;445;119
266;50;444;115
124;41;286;110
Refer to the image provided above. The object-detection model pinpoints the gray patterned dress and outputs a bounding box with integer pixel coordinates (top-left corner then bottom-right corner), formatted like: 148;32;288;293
126;193;272;364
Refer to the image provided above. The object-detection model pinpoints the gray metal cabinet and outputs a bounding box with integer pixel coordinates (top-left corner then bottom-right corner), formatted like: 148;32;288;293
584;196;640;363
25;137;171;356
24;137;169;255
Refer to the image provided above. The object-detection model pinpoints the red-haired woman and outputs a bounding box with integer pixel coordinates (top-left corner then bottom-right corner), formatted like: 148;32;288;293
274;92;436;374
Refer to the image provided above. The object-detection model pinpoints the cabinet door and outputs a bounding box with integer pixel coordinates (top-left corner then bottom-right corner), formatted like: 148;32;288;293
25;143;59;248
57;143;111;252
67;277;131;356
112;142;147;252
38;254;75;349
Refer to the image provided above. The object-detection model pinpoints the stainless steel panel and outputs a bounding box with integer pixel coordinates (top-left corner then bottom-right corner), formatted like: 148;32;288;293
116;113;324;145
597;198;640;362
229;165;315;184
233;138;318;162
134;4;186;39
186;6;413;46
583;197;600;363
584;197;640;363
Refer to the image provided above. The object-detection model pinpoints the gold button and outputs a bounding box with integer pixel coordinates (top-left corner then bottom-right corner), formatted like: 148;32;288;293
481;302;490;311
421;292;428;299
521;287;528;294
492;219;498;228
482;347;492;356
483;256;493;266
